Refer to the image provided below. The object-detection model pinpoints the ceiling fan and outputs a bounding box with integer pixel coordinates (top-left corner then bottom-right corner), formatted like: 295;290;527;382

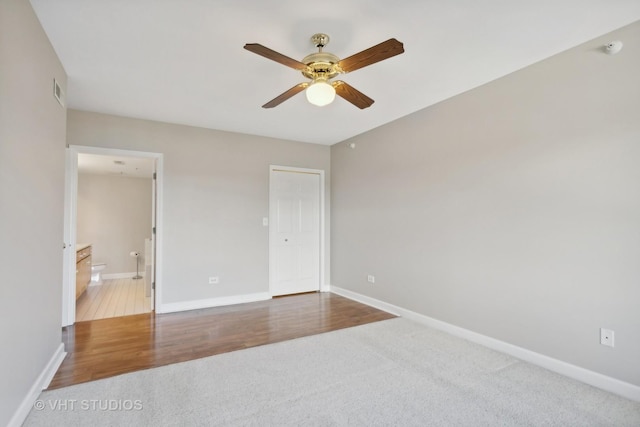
244;33;404;109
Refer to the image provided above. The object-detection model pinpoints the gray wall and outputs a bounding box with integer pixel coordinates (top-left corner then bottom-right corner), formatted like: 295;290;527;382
77;174;152;275
67;110;331;305
331;21;640;386
0;0;67;424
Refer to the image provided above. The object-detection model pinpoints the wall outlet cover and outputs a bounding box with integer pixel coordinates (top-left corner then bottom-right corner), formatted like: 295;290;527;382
600;328;614;347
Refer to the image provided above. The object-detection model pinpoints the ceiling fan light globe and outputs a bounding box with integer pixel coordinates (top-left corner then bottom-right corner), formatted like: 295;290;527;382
306;80;335;106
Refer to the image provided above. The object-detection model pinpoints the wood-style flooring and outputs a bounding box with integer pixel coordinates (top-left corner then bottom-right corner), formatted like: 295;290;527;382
49;292;395;390
76;278;152;321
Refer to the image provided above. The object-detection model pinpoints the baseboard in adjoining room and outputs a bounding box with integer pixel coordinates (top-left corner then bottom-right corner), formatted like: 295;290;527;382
329;285;640;403
102;272;145;280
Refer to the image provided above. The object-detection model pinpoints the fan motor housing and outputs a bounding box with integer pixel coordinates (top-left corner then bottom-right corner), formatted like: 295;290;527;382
301;52;341;80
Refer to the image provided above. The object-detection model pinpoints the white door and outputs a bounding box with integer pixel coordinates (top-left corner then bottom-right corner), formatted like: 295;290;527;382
270;168;321;296
147;168;157;310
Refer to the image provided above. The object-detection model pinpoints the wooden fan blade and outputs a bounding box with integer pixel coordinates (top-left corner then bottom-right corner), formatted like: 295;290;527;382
333;81;374;109
262;83;309;108
244;43;308;71
338;38;404;73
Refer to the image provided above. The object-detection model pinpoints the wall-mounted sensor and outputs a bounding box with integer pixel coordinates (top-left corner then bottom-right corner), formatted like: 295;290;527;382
348;143;356;149
604;40;623;55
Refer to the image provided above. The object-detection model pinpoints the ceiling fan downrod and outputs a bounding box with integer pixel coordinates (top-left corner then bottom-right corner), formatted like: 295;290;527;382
311;33;329;52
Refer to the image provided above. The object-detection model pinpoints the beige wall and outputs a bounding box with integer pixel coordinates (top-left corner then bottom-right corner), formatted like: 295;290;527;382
77;174;152;275
67;110;331;305
331;21;640;386
0;0;67;424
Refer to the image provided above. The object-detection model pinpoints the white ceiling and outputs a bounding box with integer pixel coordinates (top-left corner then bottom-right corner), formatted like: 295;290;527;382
31;1;640;146
78;153;155;179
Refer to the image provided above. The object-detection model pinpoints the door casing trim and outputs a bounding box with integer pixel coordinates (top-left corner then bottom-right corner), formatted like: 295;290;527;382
62;145;163;326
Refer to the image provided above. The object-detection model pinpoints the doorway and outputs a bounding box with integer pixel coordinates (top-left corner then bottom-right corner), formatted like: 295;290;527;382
269;166;324;296
62;146;163;326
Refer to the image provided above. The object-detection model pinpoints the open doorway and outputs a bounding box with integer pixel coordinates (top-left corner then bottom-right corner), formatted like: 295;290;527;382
62;146;163;326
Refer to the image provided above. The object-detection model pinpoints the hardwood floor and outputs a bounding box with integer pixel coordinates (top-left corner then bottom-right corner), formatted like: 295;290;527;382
49;292;395;390
76;278;152;321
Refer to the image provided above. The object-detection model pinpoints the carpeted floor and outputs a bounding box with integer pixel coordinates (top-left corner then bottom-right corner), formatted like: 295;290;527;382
25;318;640;426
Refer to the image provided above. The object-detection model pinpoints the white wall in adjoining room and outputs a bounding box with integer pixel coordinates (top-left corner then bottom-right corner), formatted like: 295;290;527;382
77;173;153;276
331;21;640;387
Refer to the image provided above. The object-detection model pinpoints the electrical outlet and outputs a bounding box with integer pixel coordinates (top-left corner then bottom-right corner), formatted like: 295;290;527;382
600;328;614;347
208;276;220;285
367;275;375;284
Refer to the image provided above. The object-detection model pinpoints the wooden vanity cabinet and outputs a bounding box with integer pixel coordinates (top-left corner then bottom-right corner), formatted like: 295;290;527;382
76;245;92;299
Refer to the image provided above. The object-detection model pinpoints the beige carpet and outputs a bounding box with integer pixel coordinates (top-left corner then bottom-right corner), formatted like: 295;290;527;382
25;318;640;426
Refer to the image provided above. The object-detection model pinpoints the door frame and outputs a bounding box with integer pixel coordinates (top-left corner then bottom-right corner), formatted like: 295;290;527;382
61;145;164;326
268;165;326;296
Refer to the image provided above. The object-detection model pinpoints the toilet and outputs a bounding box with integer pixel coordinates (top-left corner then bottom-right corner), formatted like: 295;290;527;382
91;263;107;285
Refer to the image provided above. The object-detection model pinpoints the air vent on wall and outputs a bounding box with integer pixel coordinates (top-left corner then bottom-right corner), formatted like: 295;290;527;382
53;78;64;106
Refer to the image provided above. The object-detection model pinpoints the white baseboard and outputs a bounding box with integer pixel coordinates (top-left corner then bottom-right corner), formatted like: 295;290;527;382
330;285;640;402
102;272;145;280
157;292;271;314
9;343;66;427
